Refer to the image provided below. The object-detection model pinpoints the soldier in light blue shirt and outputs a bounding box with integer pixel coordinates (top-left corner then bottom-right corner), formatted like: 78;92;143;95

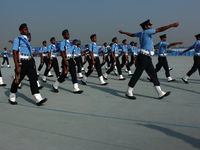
119;19;179;99
129;42;138;68
42;37;60;82
120;39;132;76
81;34;108;85
52;29;83;94
100;42;110;70
180;33;200;83
103;37;126;80
153;34;182;82
9;23;47;106
37;41;48;74
73;40;84;78
1;48;10;68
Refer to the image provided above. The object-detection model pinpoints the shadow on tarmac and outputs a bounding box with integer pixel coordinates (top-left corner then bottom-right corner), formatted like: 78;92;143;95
138;123;200;149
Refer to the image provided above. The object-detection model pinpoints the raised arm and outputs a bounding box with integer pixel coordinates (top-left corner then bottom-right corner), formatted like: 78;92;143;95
118;30;135;37
167;42;183;48
180;47;193;55
156;22;179;33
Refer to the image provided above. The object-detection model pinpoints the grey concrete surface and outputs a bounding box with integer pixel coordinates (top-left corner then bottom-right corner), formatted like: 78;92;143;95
0;56;199;150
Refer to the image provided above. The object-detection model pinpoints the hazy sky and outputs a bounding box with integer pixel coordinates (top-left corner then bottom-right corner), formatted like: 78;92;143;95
0;0;199;51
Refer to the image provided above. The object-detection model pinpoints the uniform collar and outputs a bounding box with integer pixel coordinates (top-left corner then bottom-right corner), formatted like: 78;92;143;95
92;42;96;45
22;35;28;40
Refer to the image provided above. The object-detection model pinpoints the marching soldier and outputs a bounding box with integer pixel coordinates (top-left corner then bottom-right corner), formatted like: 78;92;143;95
45;37;60;78
73;42;84;78
180;33;200;83
81;34;108;85
129;42;138;67
52;29;83;94
120;39;133;76
9;23;47;106
0;65;6;86
37;41;48;75
1;48;11;68
100;42;110;70
119;19;179;99
83;44;90;73
153;34;182;82
103;37;126;80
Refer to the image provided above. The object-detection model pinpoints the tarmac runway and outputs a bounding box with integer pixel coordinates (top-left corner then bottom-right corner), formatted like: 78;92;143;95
0;56;199;150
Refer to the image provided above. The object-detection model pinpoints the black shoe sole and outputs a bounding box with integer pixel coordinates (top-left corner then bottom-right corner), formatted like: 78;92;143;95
168;79;176;82
0;84;7;86
37;98;48;106
81;80;87;85
48;75;54;77
74;90;83;94
182;78;188;84
159;91;171;99
38;86;43;90
119;78;126;80
101;83;108;86
52;85;59;93
125;94;136;100
8;99;18;105
103;76;108;80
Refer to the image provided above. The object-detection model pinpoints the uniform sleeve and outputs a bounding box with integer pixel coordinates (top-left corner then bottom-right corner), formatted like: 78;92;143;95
47;45;51;52
60;41;65;51
134;32;141;37
191;42;197;48
131;47;134;52
13;37;20;51
89;43;93;51
103;47;105;52
111;44;115;52
39;47;43;53
162;42;169;47
122;45;125;52
155;43;160;47
145;29;156;35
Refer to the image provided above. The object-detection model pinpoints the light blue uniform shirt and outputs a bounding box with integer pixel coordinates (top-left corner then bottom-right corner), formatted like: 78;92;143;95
39;46;48;53
103;46;108;53
71;45;77;55
135;29;156;51
60;40;73;54
130;46;138;55
111;43;119;54
155;41;169;54
3;50;8;57
122;45;128;55
47;44;57;56
85;48;89;55
191;40;200;53
13;35;32;55
89;42;98;54
74;47;81;56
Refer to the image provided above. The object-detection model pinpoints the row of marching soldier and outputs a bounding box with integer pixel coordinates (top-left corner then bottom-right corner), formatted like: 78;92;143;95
1;20;199;106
